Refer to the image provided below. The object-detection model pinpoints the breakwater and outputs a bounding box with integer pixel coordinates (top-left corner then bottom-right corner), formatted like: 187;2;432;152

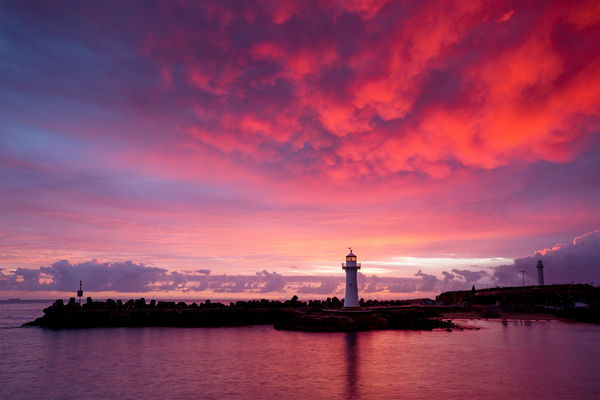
23;297;458;331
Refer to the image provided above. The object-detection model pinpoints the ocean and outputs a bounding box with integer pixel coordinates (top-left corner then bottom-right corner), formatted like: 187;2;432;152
1;301;598;399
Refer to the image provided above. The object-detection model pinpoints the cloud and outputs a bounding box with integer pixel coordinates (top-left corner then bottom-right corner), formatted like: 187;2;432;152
0;260;286;294
362;274;385;293
450;269;488;283
0;260;168;293
257;270;286;293
442;271;455;281
0;1;597;285
296;278;340;295
496;9;514;23
493;231;600;286
438;268;489;291
183;281;209;292
5;0;595;183
386;281;418;294
414;270;439;292
196;269;211;275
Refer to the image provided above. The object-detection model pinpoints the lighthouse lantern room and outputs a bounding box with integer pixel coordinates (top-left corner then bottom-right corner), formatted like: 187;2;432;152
342;248;361;308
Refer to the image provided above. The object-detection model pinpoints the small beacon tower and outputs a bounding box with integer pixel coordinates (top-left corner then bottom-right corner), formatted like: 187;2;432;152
77;280;83;305
342;248;361;308
536;260;544;286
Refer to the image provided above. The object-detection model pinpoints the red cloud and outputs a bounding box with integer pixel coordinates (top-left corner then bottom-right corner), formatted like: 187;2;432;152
133;0;599;182
1;0;598;277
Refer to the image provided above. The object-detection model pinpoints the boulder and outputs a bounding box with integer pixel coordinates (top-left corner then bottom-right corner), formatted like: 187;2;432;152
134;298;147;309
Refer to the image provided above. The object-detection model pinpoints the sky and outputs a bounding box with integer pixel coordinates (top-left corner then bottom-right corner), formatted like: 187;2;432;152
0;0;599;300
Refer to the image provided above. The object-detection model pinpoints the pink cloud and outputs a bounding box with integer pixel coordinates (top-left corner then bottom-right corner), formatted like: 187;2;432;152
0;0;598;287
496;9;514;22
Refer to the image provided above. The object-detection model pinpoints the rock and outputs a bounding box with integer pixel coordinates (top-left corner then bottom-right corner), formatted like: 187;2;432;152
177;302;188;309
134;298;147;309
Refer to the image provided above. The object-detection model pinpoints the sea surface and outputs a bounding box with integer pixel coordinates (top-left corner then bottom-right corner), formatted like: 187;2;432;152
1;301;598;400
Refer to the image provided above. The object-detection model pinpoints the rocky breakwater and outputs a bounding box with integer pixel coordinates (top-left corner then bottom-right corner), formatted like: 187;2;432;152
24;296;460;332
275;307;459;332
274;311;388;332
23;296;314;328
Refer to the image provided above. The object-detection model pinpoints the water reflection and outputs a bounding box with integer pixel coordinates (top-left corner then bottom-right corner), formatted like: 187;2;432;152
4;321;598;399
344;332;359;399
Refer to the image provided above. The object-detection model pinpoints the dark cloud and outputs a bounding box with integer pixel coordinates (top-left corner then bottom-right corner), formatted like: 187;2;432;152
0;268;42;292
450;269;488;283
41;260;168;292
414;270;439;292
442;271;455;281
257;270;286;293
0;261;285;294
213;276;257;293
196;269;211;275
183;281;209;292
296;278;340;295
386;282;418;294
361;274;385;293
208;279;225;290
493;231;600;286
439;268;489;291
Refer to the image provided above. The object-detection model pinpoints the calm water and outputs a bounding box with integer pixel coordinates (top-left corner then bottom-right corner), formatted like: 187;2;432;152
1;302;598;400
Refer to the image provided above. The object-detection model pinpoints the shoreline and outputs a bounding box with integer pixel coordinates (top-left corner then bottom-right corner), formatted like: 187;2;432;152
440;308;598;324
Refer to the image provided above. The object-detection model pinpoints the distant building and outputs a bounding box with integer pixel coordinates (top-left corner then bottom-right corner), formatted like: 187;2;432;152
342;249;361;308
421;299;444;306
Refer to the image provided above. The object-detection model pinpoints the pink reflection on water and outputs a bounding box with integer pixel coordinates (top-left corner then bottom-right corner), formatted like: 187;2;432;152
1;311;598;399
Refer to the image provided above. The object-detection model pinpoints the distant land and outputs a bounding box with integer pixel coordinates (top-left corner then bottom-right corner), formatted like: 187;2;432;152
22;283;599;331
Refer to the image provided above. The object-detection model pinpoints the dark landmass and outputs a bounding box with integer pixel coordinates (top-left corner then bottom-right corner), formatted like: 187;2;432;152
23;285;599;331
437;284;600;324
274;308;459;332
23;296;457;331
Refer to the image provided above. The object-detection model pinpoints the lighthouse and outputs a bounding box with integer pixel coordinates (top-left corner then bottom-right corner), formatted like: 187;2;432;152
342;248;361;308
536;260;544;286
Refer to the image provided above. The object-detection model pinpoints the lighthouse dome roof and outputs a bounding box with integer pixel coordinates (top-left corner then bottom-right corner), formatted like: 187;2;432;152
346;250;356;257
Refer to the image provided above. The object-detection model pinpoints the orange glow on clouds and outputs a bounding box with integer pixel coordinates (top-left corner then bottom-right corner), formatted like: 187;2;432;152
0;0;598;298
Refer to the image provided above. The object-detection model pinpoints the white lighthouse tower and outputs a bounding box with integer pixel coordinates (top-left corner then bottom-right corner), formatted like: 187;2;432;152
536;260;545;286
342;248;361;308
